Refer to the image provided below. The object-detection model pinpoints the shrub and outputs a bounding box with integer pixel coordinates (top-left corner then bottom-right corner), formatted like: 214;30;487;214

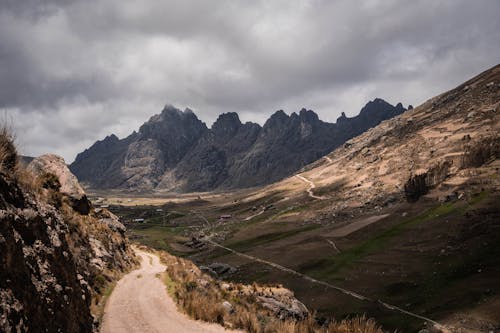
154;248;385;333
404;173;428;202
0;126;17;172
461;136;499;168
40;172;62;191
404;160;451;202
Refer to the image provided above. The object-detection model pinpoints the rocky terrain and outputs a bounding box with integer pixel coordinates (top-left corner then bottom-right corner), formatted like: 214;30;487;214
0;135;137;332
70;99;406;192
259;64;499;213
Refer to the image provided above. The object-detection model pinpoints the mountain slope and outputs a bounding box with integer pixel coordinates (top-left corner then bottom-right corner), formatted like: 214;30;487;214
268;64;499;208
70;99;406;192
0;140;136;332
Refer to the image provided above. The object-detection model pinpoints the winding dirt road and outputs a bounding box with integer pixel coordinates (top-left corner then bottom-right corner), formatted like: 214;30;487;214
295;174;327;200
101;248;238;333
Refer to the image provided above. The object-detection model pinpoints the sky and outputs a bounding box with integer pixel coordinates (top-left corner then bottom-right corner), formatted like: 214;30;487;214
1;0;499;163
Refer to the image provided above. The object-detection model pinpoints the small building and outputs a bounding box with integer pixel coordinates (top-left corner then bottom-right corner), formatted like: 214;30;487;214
133;218;145;223
218;214;232;220
100;205;109;208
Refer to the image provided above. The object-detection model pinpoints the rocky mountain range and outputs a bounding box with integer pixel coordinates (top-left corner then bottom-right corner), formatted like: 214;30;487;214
70;99;407;192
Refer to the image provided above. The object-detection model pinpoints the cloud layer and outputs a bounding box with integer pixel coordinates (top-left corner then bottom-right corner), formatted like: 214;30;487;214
2;0;499;162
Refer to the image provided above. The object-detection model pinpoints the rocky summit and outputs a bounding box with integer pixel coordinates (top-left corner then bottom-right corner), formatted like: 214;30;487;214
70;99;406;192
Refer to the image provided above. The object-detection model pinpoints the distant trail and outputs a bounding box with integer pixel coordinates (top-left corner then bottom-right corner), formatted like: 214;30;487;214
205;239;449;332
101;248;240;333
295;174;327;200
244;209;265;221
324;238;341;253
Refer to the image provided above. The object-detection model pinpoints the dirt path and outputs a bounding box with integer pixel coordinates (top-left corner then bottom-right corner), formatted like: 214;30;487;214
295;174;327;200
101;248;239;333
244;209;265;221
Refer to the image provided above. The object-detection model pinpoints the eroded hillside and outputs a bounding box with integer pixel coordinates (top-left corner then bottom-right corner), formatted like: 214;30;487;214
0;133;137;332
261;64;499;212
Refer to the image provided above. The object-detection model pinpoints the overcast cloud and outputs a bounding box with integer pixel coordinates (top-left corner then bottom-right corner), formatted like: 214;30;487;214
1;0;499;162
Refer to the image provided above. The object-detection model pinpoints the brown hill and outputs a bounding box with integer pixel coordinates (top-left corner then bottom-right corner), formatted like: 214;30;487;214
256;64;499;211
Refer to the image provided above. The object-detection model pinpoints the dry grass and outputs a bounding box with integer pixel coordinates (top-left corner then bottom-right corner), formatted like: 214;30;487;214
0;125;17;172
0;125;45;196
147;247;384;333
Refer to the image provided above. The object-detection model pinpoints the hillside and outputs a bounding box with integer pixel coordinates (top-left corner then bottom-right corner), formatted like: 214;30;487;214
265;64;499;207
70;99;406;192
0;134;137;332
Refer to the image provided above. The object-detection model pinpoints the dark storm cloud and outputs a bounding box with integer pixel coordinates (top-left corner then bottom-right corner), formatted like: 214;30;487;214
1;0;499;162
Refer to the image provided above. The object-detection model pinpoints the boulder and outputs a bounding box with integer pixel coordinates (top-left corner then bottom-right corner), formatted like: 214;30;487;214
93;208;127;234
222;301;234;313
28;154;91;214
207;263;237;276
257;296;308;320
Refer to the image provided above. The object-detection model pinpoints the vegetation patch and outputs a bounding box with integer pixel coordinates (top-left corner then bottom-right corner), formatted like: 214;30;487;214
151;246;384;333
226;225;321;252
301;203;459;278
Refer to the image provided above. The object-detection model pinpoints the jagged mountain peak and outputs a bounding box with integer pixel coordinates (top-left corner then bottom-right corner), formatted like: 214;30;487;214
105;133;119;141
71;99;407;192
298;108;320;122
263;110;291;129
211;112;243;141
212;112;242;128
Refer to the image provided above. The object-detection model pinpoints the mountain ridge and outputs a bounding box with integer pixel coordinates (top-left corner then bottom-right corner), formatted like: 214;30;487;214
70;99;407;192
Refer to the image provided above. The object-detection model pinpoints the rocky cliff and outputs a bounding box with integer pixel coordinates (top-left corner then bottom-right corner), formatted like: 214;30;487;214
71;99;406;192
0;137;136;332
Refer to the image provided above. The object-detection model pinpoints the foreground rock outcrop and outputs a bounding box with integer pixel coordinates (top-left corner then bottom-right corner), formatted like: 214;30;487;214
70;99;406;192
0;141;136;332
28;154;92;214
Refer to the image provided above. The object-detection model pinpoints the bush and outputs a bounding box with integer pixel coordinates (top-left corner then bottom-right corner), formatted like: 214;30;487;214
40;172;61;191
404;173;428;202
404;160;452;202
155;248;385;333
0;126;17;172
461;136;499;168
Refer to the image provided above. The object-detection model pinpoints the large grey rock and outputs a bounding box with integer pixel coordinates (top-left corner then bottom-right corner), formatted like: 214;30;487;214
257;295;309;320
28;154;92;214
200;262;237;277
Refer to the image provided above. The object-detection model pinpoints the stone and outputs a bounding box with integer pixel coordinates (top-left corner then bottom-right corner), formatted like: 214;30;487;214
222;301;234;313
28;154;92;214
206;263;237;276
258;296;308;320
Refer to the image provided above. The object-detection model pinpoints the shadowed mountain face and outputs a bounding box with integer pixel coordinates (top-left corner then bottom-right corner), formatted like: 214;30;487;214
70;99;406;192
